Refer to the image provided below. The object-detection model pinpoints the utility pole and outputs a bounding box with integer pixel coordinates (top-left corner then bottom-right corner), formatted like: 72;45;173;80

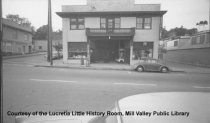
0;0;3;122
48;0;53;65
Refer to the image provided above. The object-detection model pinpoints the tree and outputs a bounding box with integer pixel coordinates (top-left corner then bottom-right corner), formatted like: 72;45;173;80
33;25;62;40
161;26;197;39
6;14;31;27
33;25;48;40
53;43;63;58
161;27;169;39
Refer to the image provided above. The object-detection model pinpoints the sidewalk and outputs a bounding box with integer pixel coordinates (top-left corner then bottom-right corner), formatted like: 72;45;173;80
3;53;210;74
35;59;210;74
35;60;132;71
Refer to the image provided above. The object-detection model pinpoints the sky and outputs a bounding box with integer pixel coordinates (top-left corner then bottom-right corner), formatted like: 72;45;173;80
2;0;210;31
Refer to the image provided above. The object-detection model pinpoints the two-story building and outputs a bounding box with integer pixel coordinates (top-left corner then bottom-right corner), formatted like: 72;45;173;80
2;18;33;56
57;0;167;65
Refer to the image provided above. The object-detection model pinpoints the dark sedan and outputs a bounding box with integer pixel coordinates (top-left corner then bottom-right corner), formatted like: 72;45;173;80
132;58;169;73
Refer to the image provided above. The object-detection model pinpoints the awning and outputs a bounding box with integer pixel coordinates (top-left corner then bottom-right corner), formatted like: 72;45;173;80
56;11;167;18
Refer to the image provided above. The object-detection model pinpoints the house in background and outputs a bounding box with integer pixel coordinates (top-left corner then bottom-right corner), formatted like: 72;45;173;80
162;30;210;67
1;18;33;56
57;0;167;65
33;40;62;52
162;36;191;51
33;31;62;52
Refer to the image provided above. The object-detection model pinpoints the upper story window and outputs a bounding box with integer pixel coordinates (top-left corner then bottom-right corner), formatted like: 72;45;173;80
70;18;85;30
136;17;152;29
100;18;106;29
114;18;120;28
100;17;121;29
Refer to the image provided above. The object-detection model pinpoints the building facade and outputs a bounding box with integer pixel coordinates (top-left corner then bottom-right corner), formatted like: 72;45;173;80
2;18;33;55
57;0;166;65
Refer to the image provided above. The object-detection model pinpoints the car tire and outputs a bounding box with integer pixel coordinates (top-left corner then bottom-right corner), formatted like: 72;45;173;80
137;66;144;72
161;67;168;73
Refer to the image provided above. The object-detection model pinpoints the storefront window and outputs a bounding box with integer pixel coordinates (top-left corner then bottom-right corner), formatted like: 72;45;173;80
133;42;153;60
68;42;87;59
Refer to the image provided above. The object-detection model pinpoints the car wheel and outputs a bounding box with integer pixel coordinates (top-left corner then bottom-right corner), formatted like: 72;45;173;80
161;67;168;73
137;66;144;72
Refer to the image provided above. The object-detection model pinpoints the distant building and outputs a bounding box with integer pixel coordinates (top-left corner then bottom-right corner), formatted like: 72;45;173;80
33;40;62;52
57;0;167;65
162;30;210;67
162;36;191;50
2;18;33;55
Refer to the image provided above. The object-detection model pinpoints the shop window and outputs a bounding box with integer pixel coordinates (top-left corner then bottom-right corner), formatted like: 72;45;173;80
70;18;85;30
68;42;87;59
133;42;153;60
136;17;152;29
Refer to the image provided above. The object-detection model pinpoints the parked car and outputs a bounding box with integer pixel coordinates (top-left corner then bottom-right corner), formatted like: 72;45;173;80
132;58;169;73
15;92;210;123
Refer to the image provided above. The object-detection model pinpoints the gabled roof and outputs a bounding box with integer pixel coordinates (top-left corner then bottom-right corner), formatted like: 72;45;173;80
2;18;32;33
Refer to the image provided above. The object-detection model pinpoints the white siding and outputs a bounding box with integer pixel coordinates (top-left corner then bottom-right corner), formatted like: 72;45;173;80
85;17;100;28
62;18;69;61
134;17;160;42
121;17;136;28
68;30;87;42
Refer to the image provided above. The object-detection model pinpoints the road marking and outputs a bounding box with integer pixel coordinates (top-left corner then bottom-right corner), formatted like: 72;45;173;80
193;86;210;89
113;82;157;86
30;79;77;83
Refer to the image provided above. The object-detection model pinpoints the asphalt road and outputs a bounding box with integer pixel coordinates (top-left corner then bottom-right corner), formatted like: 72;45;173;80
2;55;210;123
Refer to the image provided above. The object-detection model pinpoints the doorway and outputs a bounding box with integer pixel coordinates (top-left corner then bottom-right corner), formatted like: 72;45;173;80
90;40;130;63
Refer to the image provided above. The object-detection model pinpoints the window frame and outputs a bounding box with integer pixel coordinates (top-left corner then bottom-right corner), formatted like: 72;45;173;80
70;17;85;30
100;17;121;29
68;42;87;59
136;17;152;29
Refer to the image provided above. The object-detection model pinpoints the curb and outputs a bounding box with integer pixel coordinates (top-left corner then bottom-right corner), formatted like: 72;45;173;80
34;65;191;73
33;65;132;71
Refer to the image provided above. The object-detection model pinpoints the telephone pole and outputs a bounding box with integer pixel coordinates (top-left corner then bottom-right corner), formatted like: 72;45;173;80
0;0;3;122
48;0;53;65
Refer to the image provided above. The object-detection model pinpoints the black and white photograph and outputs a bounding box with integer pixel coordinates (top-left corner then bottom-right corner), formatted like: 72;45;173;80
1;0;210;123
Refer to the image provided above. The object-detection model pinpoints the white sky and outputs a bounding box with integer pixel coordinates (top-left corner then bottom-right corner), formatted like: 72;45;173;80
2;0;210;31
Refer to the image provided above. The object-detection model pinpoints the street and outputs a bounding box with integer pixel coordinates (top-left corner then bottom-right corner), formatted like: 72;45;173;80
3;55;210;123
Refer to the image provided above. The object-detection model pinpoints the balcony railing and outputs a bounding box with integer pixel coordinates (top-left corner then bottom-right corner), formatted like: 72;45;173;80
86;28;135;36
